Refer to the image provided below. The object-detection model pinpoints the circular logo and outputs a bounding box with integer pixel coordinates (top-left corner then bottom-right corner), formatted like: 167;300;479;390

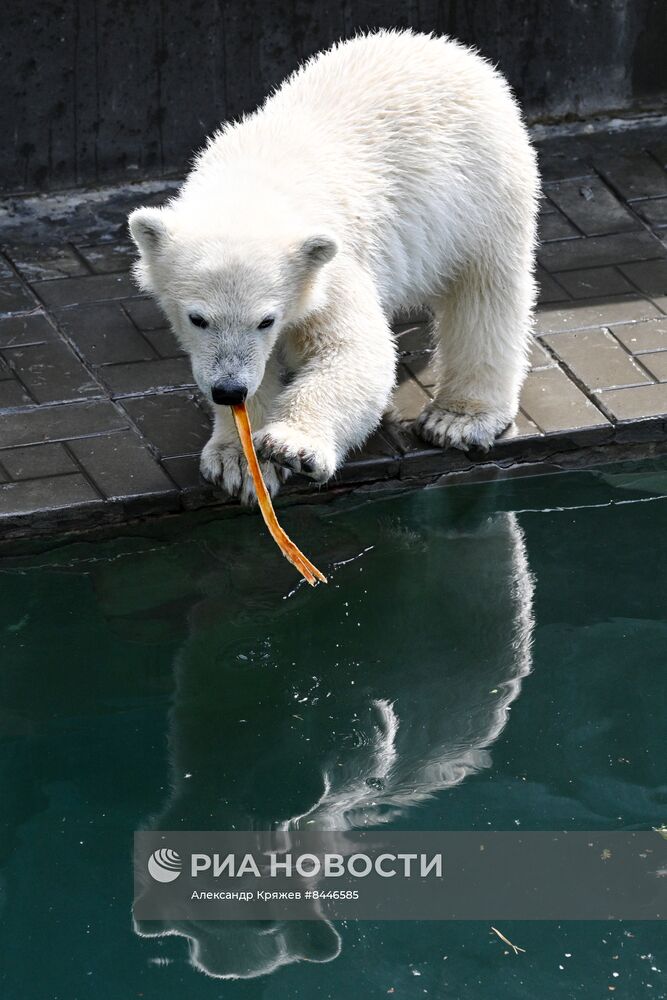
148;848;182;883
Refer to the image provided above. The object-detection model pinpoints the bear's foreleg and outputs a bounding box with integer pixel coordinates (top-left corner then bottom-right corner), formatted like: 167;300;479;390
200;354;287;503
255;263;396;483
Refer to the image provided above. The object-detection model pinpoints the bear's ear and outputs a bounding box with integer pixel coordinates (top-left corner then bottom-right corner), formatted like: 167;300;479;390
128;207;172;256
297;233;339;268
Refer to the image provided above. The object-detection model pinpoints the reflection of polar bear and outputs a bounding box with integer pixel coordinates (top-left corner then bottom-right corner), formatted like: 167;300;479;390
129;507;534;979
129;30;538;503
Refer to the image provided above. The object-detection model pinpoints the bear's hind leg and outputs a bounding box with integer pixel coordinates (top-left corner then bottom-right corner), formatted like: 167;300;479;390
414;260;535;451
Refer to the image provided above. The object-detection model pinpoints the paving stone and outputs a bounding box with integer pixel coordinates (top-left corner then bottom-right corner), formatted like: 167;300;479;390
0;400;127;448
609;319;667;354
335;429;399;483
76;242;136;274
0;474;101;516
55;302;156;366
390;365;431;421
0;312;58;348
0;256;14;279
617;260;667;296
536;150;590;183
595;383;667;421
637;351;667;382
649;141;667;170
529;339;557;369
68;431;175;499
536;267;570;305
0;279;37;315
99;357;195;395
393;319;421;333
0;443;77;479
537;230;663;272
161;454;202;490
539;196;557;215
399;441;473;478
395;323;431;356
405;354;436;389
2;341;101;403
121;392;211;457
497;411;542;440
538;213;580;242
142;327;185;358
31;273;137;309
635;197;667;228
0;379;33;408
541;329;651;391
519;367;610;434
122;297;166;330
595;152;667;201
553;266;635;300
7;245;90;281
543;177;638;236
535;295;661;335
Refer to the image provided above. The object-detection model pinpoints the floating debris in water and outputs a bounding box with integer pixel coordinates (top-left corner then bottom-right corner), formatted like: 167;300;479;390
491;926;526;955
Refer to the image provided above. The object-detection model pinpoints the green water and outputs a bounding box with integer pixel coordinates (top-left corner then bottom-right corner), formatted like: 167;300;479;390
0;462;665;998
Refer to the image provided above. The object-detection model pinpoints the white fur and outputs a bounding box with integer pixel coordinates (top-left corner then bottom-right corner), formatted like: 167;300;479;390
129;30;539;502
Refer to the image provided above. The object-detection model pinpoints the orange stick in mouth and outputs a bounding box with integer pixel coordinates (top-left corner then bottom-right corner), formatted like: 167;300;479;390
231;403;327;587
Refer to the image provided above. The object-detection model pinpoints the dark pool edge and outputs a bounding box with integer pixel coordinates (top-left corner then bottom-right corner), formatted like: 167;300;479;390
1;418;666;551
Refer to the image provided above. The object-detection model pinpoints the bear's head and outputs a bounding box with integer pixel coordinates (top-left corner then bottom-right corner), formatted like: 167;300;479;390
128;204;338;405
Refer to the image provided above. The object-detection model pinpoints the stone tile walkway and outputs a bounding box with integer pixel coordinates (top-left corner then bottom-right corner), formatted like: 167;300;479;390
1;120;667;536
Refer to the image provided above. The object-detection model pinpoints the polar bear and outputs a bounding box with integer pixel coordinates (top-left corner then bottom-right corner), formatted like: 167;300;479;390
129;29;539;503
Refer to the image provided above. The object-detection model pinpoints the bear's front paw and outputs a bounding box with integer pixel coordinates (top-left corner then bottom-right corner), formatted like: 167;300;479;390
414;404;511;452
200;439;287;505
254;422;337;483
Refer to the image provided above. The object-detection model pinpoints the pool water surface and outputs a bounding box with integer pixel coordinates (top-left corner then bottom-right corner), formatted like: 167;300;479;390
0;461;665;998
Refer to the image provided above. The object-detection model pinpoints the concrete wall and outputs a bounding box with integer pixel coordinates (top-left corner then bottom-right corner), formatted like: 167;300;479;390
2;0;666;195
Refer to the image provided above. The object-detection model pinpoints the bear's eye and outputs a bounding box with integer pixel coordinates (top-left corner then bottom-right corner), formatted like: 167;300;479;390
189;313;208;329
257;316;275;330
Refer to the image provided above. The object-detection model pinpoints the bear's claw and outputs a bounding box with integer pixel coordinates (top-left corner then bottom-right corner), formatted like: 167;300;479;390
414;405;510;452
199;439;286;505
254;423;335;483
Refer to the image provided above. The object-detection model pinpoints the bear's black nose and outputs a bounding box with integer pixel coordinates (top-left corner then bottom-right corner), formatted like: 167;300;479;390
211;379;248;405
